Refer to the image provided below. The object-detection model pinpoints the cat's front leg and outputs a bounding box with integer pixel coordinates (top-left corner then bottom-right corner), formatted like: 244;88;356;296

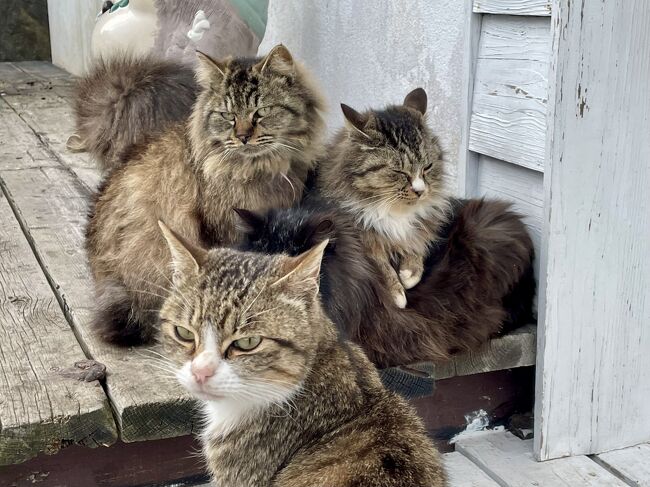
398;252;424;290
375;255;407;308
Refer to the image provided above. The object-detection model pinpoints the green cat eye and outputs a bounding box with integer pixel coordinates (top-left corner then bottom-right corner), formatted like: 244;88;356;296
232;336;262;351
256;106;271;117
174;326;195;342
219;111;235;121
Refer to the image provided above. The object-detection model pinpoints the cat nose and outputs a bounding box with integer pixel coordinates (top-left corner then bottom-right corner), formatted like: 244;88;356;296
191;360;216;384
237;133;252;144
411;177;426;196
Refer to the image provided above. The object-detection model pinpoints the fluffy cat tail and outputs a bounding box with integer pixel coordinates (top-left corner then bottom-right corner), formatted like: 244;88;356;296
93;279;158;346
73;54;198;173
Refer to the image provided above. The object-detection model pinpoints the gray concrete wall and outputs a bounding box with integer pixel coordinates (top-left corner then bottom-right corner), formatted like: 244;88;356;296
260;0;468;191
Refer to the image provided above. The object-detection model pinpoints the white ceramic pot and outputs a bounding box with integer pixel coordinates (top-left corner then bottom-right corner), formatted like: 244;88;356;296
91;0;158;60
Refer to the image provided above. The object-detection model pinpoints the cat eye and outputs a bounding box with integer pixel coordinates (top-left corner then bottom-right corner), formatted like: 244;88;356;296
253;106;272;121
219;111;235;121
423;163;434;172
174;326;195;342
232;336;262;351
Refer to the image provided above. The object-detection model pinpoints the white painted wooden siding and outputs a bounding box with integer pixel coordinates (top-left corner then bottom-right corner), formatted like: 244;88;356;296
535;0;650;460
473;0;551;16
47;0;101;76
476;155;543;261
469;15;550;172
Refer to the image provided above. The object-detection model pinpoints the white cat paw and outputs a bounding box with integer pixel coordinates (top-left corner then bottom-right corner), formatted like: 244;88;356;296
393;289;407;308
399;269;421;289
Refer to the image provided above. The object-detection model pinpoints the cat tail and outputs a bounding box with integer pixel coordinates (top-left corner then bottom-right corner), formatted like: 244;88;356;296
360;304;453;369
93;278;159;346
73;53;198;173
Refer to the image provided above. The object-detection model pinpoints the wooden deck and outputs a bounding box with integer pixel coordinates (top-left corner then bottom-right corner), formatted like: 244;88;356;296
0;61;537;479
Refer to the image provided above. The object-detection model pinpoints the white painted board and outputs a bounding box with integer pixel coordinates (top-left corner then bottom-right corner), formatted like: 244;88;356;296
456;431;628;486
535;0;650;460
469;15;551;172
443;452;499;486
596;444;650;487
473;0;551;16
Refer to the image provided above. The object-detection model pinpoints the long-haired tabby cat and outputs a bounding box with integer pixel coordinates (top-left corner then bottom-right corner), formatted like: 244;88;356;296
319;88;448;308
157;222;446;486
237;197;535;368
83;45;325;345
237;88;535;367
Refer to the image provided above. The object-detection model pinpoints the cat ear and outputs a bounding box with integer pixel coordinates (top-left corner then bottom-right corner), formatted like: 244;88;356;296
272;240;329;299
255;44;294;74
158;221;207;281
195;51;227;88
233;208;264;234
309;218;335;244
341;103;371;137
403;87;427;115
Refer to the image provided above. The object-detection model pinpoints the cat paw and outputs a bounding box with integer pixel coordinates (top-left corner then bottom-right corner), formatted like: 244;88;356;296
399;269;422;289
393;288;407;309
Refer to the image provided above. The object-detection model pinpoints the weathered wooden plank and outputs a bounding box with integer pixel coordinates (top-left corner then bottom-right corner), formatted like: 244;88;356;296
0;192;116;465
473;0;551;16
0;167;199;443
443;452;499;486
476;155;543;261
0;100;56;171
535;0;650;460
469;15;550;172
595;443;650;486
432;325;536;380
0;62;75;96
2;92;100;190
456;431;628;486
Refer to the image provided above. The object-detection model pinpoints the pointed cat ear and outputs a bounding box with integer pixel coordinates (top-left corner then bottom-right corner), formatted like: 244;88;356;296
272;240;328;299
233;208;264;234
301;218;335;248
254;44;294;74
403;87;427;115
195;50;227;88
341;103;371;137
158;221;207;281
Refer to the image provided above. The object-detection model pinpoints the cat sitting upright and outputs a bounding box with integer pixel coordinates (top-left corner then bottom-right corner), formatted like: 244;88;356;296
82;45;325;345
157;222;447;486
318;88;448;308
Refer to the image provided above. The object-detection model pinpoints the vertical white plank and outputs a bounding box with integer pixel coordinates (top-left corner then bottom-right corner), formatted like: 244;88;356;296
535;0;650;460
47;0;101;75
457;1;482;197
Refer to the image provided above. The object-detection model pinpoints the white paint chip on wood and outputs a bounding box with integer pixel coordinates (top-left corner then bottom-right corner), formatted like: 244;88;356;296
595;443;650;486
456;431;629;486
473;0;551;16
469;15;551;172
443;452;499;486
535;0;650;460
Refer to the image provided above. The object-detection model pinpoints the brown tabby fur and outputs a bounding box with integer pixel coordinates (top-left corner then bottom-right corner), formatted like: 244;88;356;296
318;89;449;309
157;225;446;487
84;45;325;345
74;54;198;173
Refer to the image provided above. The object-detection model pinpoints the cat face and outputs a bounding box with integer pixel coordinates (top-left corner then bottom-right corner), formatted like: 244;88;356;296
157;222;327;417
329;89;445;216
192;45;323;163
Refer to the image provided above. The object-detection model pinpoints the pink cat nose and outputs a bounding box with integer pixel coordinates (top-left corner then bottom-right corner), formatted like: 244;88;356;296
191;361;216;384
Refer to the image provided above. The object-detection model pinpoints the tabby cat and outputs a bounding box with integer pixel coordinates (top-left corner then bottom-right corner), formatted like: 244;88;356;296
238;196;535;368
157;222;446;486
83;45;325;345
318;88;447;308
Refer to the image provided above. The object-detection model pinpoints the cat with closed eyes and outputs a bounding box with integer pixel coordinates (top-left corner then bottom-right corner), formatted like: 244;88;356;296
156;222;446;487
237;88;535;367
83;45;325;345
319;88;448;309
